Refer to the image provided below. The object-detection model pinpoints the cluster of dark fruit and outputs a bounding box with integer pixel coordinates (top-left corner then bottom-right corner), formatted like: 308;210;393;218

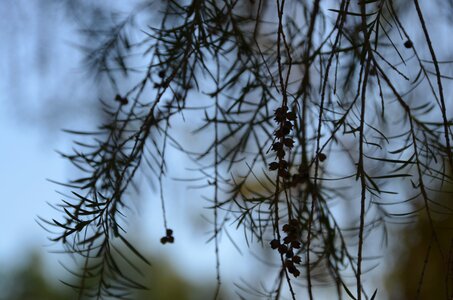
270;220;302;277
160;228;174;244
269;105;296;179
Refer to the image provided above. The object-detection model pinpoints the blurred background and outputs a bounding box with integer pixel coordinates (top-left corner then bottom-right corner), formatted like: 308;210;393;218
0;1;452;299
0;1;266;299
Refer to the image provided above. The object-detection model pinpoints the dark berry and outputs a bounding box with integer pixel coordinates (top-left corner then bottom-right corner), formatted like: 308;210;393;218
291;241;301;249
275;129;285;138
318;152;327;161
287;264;298;274
278;244;288;254
167;236;174;243
272;142;283;151
284;259;294;269
158;70;165;78
269;162;279;171
404;40;413;48
276;149;285;159
275;106;288;115
274;117;284;123
286;111;297;121
283;236;291;244
278;169;290;179
282;224;290;232
160;237;168;244
283;138;294;148
166;229;173;236
270;239;280;249
283;121;293;131
292;255;301;264
279;160;288;169
282;126;291;135
274;107;288;122
274;114;286;123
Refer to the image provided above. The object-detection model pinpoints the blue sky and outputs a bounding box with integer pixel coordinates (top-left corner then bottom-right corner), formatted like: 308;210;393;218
0;1;260;291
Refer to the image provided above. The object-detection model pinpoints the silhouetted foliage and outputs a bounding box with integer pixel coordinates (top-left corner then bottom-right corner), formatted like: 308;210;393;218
41;0;453;299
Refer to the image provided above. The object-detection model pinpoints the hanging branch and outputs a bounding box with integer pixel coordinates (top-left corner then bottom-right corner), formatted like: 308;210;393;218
43;0;453;299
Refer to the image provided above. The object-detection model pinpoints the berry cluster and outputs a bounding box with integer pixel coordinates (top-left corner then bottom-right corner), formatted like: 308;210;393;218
160;228;174;244
270;220;302;277
269;105;296;179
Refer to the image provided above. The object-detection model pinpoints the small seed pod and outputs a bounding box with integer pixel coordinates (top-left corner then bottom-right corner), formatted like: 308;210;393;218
318;152;327;161
286;111;297;121
284;259;294;269
283;121;293;131
287;264;298;275
291;241;301;249
283;138;294;148
278;168;290;179
278;160;288;169
275;128;285;138
275;106;288;115
270;239;280;249
274;106;288;122
292;255;301;264
269;162;279;171
276;149;286;159
274;113;286;123
282;126;291;135
272;142;283;151
283;236;291;244
404;40;413;49
282;224;290;232
278;244;288;254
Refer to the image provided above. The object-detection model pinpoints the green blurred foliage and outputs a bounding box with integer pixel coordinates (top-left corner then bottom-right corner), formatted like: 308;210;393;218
0;252;72;300
385;196;453;299
0;251;225;300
